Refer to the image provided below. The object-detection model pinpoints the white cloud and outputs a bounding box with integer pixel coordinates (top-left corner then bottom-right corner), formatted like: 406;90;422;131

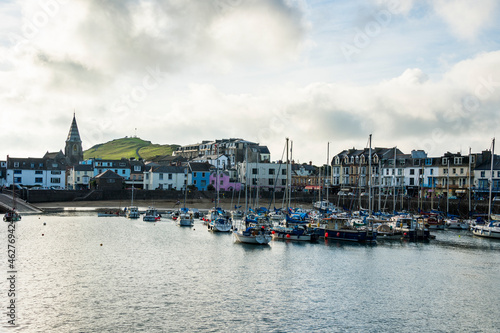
433;0;498;40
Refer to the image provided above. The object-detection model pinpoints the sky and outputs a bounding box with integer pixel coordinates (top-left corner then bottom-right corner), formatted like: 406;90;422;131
1;0;500;165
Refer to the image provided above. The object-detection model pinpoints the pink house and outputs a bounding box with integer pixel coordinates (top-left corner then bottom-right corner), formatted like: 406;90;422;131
210;171;241;191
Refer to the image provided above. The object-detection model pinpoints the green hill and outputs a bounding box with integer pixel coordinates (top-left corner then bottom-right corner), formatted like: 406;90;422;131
83;137;180;160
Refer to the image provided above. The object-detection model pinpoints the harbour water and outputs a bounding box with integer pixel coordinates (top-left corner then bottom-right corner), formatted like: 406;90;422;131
2;213;500;332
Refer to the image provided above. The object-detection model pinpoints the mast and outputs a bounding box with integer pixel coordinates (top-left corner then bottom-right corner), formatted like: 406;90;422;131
393;147;396;213
245;144;248;214
447;158;450;216
468;147;472;215
368;134;372;216
488;138;495;222
216;143;219;208
378;159;382;212
184;167;188;209
327;142;330;204
289;140;293;209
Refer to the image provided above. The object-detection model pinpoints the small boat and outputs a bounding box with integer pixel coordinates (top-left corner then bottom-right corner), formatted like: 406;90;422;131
271;224;319;242
98;210;123;217
3;210;21;222
233;216;272;244
143;207;160;222
207;208;232;232
376;224;404;240
392;215;431;241
471;221;500;239
126;206;140;219
445;218;468;230
317;216;377;242
126;185;140;219
177;207;194;227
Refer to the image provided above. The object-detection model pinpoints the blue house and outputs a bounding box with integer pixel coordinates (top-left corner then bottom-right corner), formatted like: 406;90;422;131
189;162;212;191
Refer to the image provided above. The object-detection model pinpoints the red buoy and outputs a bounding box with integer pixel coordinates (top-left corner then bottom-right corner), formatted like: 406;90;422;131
286;234;290;238
325;232;329;238
337;232;340;237
404;232;407;236
271;230;275;234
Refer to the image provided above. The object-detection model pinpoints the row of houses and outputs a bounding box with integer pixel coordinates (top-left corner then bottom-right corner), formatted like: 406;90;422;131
330;147;498;198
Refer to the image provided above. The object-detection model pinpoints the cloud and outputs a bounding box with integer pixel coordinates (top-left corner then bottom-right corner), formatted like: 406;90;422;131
433;0;498;40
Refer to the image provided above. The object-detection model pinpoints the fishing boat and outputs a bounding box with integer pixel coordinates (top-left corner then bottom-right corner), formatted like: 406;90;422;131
143;207;160;222
318;216;376;242
126;185;140;219
392;215;431;241
233;215;272;244
177;207;194;226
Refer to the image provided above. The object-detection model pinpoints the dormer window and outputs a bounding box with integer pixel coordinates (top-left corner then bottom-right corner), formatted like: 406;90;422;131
442;157;448;165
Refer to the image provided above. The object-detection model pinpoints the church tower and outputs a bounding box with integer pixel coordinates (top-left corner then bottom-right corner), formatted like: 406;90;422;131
64;113;83;165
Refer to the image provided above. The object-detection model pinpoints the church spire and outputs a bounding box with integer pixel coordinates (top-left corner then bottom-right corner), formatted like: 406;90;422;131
66;112;81;143
65;113;83;165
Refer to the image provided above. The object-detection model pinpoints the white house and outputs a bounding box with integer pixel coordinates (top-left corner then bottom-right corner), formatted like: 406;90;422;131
237;162;290;191
6;155;66;188
143;165;191;190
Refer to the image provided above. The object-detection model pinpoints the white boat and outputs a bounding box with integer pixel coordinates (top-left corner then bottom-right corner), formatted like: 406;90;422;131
208;209;232;232
471;221;500;239
445;218;468;230
473;138;500;239
126;185;140;219
143;207;160;222
233;216;272;244
177;208;194;227
126;206;140;219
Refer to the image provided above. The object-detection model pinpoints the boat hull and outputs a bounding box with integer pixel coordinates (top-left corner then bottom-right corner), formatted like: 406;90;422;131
319;228;377;242
234;232;271;244
471;226;500;239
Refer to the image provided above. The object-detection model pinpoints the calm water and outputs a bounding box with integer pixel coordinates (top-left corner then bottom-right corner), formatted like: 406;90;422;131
1;213;500;332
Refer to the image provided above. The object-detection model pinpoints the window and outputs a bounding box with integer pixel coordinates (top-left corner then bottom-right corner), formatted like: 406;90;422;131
159;174;163;180
282;179;286;185
398;169;402;176
35;178;42;183
269;169;275;175
77;177;80;182
413;159;420;166
269;179;274;185
202;172;205;177
14;177;21;183
50;178;61;183
119;163;126;167
410;169;415;175
122;170;126;174
282;169;287;175
145;174;149;180
252;179;257;185
481;171;485;177
194;180;197;185
454;157;462;165
134;166;141;172
201;180;206;187
35;170;43;175
410;178;414;185
460;168;464;174
497;171;500;178
252;168;258;175
51;171;61;175
430;169;434;175
425;158;432;166
442;157;448;165
168;174;172;180
220;180;223;185
443;169;448;174
471;155;476;164
14;170;22;174
193;172;197;177
14;162;19;167
452;168;456;174
30;163;35;168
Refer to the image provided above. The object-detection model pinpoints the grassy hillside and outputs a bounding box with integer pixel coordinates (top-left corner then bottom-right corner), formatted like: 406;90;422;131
84;137;179;160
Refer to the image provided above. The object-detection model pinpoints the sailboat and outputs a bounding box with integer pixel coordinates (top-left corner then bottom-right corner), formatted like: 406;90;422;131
208;144;232;232
233;144;272;244
126;185;140;219
177;171;194;227
3;180;21;222
472;138;500;239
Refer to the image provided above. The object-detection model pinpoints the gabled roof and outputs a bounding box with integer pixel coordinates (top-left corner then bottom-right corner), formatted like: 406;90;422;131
188;162;212;172
150;165;187;174
74;164;93;172
95;169;123;179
